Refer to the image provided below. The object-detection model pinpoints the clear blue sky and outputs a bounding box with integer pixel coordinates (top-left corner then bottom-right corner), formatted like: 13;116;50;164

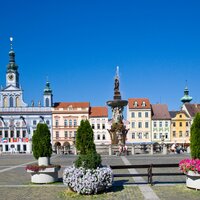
0;0;200;112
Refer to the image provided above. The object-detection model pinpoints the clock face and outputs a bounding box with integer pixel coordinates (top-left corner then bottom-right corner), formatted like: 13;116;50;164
8;74;14;81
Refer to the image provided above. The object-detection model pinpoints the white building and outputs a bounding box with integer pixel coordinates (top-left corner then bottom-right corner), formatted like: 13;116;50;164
89;107;110;145
0;39;53;153
127;98;151;143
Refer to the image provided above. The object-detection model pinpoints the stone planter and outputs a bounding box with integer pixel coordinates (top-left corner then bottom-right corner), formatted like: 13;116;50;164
38;157;50;166
186;171;200;190
27;167;60;183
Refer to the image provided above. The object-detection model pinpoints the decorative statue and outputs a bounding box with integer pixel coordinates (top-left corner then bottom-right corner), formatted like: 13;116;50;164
114;78;119;91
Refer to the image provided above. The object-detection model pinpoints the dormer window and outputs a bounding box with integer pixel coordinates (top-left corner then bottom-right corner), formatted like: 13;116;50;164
142;101;146;107
134;101;138;107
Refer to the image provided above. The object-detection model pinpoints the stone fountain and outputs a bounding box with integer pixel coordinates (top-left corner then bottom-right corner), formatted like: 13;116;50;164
107;67;128;146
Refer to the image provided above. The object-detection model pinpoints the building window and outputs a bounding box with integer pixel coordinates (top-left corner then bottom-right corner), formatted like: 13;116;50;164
173;131;176;137
0;131;2;137
154;133;157;139
5;130;8;138
165;121;168;127
17;130;20;138
9;96;14;107
142;101;146;107
134;101;138;107
46;120;50;125
92;124;95;129
74;119;77;127
102;134;105;140
186;122;189;127
33;120;37;126
97;124;100;129
154;121;157;127
102;124;105;129
145;112;148;117
145;122;148;128
159;133;162;139
138;122;142;128
173;122;175;127
159;121;162;127
132;122;135;128
180;114;182;118
131;112;135;118
56;131;59;139
74;131;77;137
186;131;189;137
97;134;100;140
165;133;168;139
180;122;182;127
179;131;183;137
10;131;14;138
64;119;68;127
55;120;59;127
69;120;72;127
138;132;142;139
22;130;26;138
45;98;50;107
64;131;68;138
138;112;142;118
132;132;135;139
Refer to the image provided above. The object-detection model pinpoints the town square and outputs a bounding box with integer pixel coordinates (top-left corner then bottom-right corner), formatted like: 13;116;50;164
0;1;200;199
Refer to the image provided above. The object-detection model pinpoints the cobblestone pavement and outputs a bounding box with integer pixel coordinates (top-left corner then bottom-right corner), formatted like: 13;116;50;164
0;153;199;200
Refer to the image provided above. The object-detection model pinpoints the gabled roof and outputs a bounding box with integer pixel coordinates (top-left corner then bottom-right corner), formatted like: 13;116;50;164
184;103;200;118
152;104;171;120
54;102;90;108
1;85;21;92
89;107;108;117
169;110;189;118
128;98;151;109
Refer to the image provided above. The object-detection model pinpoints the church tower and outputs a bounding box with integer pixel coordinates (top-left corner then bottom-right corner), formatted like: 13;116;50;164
0;37;27;108
180;82;193;104
6;37;19;88
43;80;53;107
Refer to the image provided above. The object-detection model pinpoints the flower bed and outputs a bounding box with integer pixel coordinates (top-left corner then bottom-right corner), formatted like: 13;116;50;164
179;159;200;174
63;165;113;194
26;164;61;172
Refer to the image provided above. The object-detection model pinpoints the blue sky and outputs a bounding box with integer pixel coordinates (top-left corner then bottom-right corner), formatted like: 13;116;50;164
0;0;200;112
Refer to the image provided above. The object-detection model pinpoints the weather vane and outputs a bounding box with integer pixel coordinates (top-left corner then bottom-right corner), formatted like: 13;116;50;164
116;66;119;79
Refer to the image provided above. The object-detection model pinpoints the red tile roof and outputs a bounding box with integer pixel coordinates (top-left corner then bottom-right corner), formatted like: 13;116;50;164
128;98;151;109
89;107;108;117
152;104;171;120
54;102;90;108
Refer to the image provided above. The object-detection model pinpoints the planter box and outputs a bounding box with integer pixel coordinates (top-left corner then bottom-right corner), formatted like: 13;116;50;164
27;167;60;183
186;171;200;190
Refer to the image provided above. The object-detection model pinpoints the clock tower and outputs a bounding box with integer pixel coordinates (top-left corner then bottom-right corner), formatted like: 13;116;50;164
6;37;19;88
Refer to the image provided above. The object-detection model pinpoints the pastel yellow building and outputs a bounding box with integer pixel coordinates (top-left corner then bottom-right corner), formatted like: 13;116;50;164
170;111;191;145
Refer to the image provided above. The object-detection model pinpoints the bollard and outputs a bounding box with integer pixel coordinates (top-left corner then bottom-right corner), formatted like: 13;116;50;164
131;145;135;155
150;144;153;155
109;145;112;156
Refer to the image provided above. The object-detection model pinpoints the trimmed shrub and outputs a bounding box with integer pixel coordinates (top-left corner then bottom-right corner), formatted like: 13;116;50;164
74;152;102;169
32;123;52;160
190;113;200;159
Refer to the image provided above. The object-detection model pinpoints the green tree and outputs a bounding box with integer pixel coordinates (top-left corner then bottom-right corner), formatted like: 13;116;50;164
190;113;200;159
32;123;52;159
75;120;101;169
76;120;96;154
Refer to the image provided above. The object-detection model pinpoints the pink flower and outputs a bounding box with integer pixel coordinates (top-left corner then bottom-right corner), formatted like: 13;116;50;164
179;159;200;174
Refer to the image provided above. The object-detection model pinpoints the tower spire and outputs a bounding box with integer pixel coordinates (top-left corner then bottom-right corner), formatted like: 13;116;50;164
180;81;193;104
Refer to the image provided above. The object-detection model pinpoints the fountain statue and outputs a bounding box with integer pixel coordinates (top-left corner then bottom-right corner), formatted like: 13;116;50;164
107;66;129;145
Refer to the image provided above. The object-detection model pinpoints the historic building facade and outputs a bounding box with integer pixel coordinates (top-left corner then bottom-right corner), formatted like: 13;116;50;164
127;98;151;143
151;104;171;143
89;107;110;145
169;111;191;144
0;39;53;153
